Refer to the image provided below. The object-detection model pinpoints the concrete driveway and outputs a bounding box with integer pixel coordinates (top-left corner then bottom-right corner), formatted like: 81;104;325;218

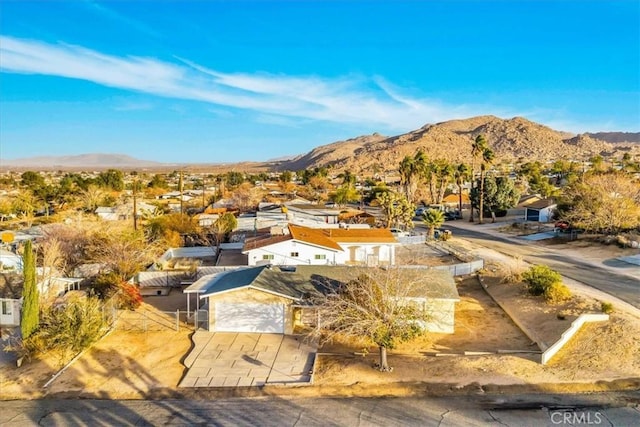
179;332;317;387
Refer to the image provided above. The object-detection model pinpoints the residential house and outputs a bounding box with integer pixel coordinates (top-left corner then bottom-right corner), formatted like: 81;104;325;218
524;199;557;223
243;224;398;266
442;193;470;209
284;203;341;226
190;265;459;334
0;249;22;271
0;273;21;327
0;273;82;328
139;246;218;296
95;202;157;221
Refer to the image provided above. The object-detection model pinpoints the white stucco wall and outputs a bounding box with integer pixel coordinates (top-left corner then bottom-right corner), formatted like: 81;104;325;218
422;299;457;333
245;240;338;266
245;240;397;266
0;298;21;326
336;243;396;266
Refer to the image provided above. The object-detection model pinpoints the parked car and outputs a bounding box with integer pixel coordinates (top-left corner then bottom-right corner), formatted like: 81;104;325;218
444;210;462;220
415;207;426;217
389;228;410;237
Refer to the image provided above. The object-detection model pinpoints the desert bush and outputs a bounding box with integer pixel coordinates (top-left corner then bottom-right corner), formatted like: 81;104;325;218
91;271;121;299
601;302;614;314
90;272;142;310
522;265;562;296
500;256;526;283
5;294;107;364
616;235;630;248
543;282;572;304
117;283;143;310
38;294;106;358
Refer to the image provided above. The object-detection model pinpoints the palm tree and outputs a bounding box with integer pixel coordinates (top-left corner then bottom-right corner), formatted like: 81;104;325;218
470;135;487;222
454;163;470;219
478;147;495;224
423;209;445;240
338;170;356;187
399;150;428;202
434;160;455;204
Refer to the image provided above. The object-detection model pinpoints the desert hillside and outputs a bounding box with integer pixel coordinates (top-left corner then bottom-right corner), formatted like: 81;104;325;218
276;116;639;173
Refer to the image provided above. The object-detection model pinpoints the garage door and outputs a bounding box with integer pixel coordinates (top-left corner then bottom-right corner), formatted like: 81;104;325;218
214;302;285;333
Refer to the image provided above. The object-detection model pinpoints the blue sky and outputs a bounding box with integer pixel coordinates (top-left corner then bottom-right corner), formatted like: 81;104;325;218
1;0;638;164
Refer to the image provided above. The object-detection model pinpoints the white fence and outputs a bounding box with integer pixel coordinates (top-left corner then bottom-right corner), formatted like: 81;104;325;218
432;260;485;276
541;314;609;365
397;235;427;245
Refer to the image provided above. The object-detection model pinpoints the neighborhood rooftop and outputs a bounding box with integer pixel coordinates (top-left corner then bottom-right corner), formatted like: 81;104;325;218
243;224;397;252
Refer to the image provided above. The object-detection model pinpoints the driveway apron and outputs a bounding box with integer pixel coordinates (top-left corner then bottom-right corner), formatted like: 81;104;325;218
180;332;316;387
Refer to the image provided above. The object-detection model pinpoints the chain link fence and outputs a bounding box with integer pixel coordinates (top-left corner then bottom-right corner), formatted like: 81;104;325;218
106;305;208;332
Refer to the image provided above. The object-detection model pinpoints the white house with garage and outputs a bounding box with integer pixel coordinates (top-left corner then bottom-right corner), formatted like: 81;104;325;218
189;265;460;335
243;224;398;266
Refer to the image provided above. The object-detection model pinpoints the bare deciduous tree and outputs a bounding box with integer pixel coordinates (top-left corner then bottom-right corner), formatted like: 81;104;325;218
88;223;161;281
38;236;65;290
561;172;640;234
311;267;433;371
40;222;92;277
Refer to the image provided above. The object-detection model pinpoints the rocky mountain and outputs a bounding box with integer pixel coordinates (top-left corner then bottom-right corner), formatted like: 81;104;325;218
275;116;637;173
3;117;637;173
584;132;640;144
1;153;165;170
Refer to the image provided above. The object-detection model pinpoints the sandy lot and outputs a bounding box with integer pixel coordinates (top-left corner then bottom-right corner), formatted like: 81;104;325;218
2;239;639;399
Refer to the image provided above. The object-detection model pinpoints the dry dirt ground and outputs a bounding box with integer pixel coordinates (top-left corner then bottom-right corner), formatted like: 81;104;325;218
2;243;639;399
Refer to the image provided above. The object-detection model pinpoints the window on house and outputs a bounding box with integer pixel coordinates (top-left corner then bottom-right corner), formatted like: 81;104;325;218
1;300;11;316
290;252;299;257
262;254;275;260
314;254;326;260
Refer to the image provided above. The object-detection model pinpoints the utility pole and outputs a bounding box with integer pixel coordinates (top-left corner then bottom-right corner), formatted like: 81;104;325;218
179;170;184;216
133;179;138;231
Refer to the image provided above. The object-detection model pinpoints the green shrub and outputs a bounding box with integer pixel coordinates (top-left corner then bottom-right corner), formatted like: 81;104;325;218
601;302;614;314
6;294;107;364
543;282;572;304
522;265;562;296
38;294;107;355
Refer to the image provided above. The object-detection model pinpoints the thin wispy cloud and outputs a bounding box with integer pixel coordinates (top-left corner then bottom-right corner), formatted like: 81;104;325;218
83;0;161;38
113;101;154;112
0;35;511;131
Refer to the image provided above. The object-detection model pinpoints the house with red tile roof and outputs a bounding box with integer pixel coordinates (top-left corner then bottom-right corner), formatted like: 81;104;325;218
242;224;398;266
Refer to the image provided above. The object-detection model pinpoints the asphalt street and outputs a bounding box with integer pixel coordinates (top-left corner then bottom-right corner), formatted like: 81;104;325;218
1;393;639;426
439;222;640;310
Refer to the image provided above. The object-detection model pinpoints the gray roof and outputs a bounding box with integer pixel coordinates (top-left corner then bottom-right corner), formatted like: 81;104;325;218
200;265;325;300
297;266;459;300
199;266;267;298
199;265;458;302
394;268;460;300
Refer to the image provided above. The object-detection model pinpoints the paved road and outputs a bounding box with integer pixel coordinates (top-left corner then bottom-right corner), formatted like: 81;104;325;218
1;393;639;426
442;223;640;310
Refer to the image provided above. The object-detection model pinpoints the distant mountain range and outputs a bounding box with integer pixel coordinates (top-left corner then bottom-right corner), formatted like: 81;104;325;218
584;132;640;144
0;153;165;169
274;116;640;173
2;116;639;172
